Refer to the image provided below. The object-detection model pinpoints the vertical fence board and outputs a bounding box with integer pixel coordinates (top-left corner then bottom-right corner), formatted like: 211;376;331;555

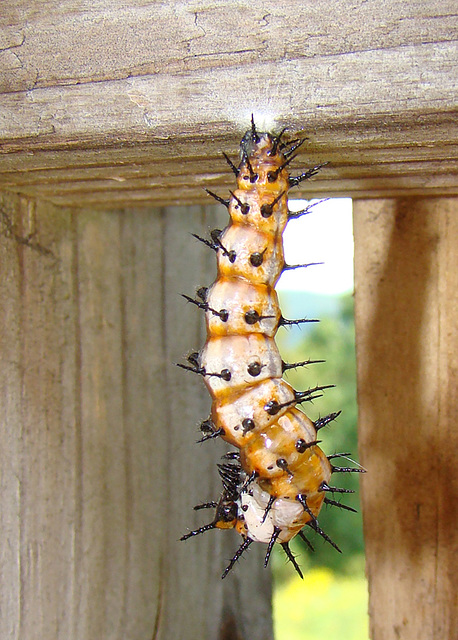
1;195;81;638
161;204;273;640
0;197;24;638
354;198;458;640
0;194;273;640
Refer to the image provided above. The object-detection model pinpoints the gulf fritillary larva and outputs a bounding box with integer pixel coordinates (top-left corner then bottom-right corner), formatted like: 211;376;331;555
180;117;363;579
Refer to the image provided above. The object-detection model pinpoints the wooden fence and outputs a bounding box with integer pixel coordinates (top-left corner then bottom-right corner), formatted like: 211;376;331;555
1;2;457;638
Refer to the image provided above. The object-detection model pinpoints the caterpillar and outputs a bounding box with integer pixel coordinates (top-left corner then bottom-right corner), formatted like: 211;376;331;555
180;117;363;579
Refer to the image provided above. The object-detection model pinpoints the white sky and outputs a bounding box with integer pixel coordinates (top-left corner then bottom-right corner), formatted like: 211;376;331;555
278;198;354;295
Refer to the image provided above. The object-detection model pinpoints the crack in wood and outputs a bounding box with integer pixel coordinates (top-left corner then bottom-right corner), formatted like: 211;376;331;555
0;204;55;258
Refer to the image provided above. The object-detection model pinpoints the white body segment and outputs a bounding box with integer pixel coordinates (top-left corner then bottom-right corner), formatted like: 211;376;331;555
239;484;304;544
200;334;283;397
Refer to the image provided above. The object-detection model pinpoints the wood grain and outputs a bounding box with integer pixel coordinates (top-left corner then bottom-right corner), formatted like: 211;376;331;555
354;198;458;640
0;1;457;205
1;2;458;636
1;1;456;92
0;194;274;639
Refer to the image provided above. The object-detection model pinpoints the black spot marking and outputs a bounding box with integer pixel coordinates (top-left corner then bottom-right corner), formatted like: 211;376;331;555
242;418;255;433
250;252;264;267
245;309;260;324
247;362;262;377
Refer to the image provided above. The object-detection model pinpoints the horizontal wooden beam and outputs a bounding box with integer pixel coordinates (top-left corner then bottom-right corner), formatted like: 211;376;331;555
1;1;457;205
2;1;456;94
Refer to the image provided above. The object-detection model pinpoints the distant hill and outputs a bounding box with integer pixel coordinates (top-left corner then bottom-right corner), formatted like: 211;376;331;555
278;289;344;320
276;290;350;350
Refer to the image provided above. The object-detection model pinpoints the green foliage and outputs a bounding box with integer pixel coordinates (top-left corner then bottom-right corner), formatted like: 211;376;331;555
276;293;365;575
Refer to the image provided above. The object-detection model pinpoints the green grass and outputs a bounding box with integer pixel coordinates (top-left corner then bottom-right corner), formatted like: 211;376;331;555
272;292;369;639
273;566;369;640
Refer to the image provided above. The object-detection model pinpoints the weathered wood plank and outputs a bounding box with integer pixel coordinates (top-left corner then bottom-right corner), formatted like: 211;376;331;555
0;195;80;638
0;1;457;203
0;194;274;639
2;176;457;210
1;122;457;205
354;198;458;640
161;205;273;640
72;207;165;638
2;150;457;185
0;194;166;638
1;1;456;93
2;127;457;176
1;42;455;145
1;159;457;208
